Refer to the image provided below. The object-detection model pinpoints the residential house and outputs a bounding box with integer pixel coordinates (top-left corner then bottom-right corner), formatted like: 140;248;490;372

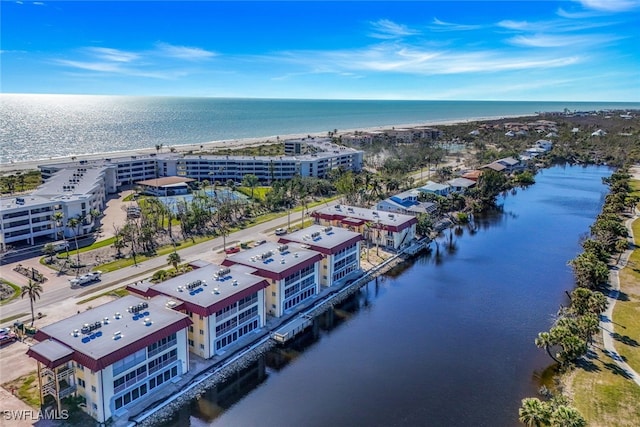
446;178;476;193
418;181;451;197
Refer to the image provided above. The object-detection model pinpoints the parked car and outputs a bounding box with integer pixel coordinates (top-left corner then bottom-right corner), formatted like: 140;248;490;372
69;271;102;287
254;239;266;247
225;246;240;254
0;328;17;346
275;228;286;235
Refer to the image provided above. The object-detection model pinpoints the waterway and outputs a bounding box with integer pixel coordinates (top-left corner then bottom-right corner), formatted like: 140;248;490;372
162;164;611;427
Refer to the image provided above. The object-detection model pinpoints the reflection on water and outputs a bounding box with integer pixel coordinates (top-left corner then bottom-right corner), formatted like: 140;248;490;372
160;165;611;427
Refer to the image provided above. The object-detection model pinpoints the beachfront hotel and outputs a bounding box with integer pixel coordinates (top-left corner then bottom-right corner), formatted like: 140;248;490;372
127;262;270;359
311;205;417;252
38;139;363;187
222;242;323;318
0;166;108;251
26;295;192;423
277;225;363;288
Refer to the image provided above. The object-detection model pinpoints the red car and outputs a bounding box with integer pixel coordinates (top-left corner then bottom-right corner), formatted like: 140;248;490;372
225;246;240;254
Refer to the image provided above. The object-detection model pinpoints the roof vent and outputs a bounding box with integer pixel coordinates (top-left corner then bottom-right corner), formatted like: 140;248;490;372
278;244;288;252
166;300;177;308
103;317;109;325
233;280;238;286
71;329;80;337
280;258;285;264
113;331;122;340
144;318;152;326
213;288;220;294
324;226;332;232
114;312;121;319
294;253;299;258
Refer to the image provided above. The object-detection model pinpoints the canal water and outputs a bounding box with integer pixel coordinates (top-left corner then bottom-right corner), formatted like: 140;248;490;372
164;164;611;427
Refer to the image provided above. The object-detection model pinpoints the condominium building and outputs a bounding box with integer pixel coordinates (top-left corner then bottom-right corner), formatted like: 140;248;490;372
311;205;417;252
26;295;191;423
222;242;323;317
0;166;108;251
128;263;270;359
277;225;363;287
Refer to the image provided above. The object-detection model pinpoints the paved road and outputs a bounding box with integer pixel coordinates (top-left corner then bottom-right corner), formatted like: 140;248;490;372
0;201;338;324
600;206;640;387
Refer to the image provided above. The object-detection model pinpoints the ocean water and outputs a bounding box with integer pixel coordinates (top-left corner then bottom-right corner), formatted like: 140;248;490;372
1;94;638;164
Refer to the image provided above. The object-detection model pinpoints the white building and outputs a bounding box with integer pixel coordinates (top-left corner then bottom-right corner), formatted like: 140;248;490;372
375;190;437;216
278;225;363;287
128;263;270;359
26;295;191;423
311;205;417;252
222;242;323;318
1;166;107;251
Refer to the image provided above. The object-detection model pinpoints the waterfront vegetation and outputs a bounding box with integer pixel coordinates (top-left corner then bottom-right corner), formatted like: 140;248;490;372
521;169;640;425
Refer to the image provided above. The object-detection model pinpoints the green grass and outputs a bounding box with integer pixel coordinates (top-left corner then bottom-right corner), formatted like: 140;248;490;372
613;217;640;374
54;236;117;259
0;312;28;324
236;186;271;202
4;373;41;408
0;280;20;305
76;287;129;305
566;345;640;427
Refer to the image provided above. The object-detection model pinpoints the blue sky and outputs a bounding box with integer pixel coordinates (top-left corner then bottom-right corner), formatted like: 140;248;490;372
1;1;639;101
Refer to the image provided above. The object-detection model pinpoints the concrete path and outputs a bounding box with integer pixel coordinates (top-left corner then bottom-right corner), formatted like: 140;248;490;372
600;206;640;386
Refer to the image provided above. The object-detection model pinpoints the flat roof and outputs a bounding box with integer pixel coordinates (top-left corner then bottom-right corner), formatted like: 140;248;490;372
312;204;417;230
136;176;195;187
27;339;74;369
35;295;191;371
419;181;451;192
278;225;362;255
149;263;269;316
34;167;106;198
222;242;323;280
447;177;476;188
0;194;54;210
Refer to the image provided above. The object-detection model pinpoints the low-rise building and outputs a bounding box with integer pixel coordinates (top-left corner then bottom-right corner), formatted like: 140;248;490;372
277;225;363;287
418;181;451;196
222;242;323;318
128;263;270;359
26;295;191;423
311;205;417;252
375;190;437;216
446;177;476;193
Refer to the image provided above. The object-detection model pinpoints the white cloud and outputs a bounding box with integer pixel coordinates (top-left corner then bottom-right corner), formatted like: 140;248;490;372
84;47;139;63
155;43;216;60
431;17;482;31
369;19;420;39
578;0;640;12
507;33;621;48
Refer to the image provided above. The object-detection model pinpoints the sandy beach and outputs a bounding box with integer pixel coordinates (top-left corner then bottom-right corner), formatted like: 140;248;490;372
0;114;529;174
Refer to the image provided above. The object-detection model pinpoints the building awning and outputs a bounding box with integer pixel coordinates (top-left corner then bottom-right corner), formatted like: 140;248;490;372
27;339;74;368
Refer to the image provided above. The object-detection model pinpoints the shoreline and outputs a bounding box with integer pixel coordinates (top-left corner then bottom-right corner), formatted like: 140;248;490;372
0;113;533;174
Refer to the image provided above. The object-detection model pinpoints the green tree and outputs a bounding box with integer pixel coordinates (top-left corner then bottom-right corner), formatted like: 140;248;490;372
43;243;56;263
167;251;181;271
568;251;609;289
21;280;43;326
550;405;586;427
66;216;83;272
51;211;64;241
242;174;260;199
519;397;550;427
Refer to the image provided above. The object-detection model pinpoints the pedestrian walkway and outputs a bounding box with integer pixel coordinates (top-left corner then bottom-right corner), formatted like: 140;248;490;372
600;209;640;387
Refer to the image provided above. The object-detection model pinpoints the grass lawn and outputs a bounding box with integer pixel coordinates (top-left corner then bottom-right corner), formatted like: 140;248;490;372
564;344;640;427
613;217;640;373
77;287;129;305
4;372;41;408
0;279;20;305
237;186;271;202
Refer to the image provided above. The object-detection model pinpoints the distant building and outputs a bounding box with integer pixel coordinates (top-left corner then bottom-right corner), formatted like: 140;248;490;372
418;181;451;197
135;176;195;196
375;190;437;216
446;178;476;193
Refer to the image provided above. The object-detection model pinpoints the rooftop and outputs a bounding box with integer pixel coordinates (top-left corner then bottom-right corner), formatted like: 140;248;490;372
278;225;362;255
312;204;417;229
135;176;195;187
33;167;107;199
222;242;323;279
34;295;191;369
149;263;269;315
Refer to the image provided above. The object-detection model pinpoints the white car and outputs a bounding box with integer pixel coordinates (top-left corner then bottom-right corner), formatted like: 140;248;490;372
274;228;286;236
254;239;267;247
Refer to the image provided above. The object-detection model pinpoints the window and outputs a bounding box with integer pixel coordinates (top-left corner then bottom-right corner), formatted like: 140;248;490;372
189;326;194;333
199;329;204;335
188;339;194;347
200;344;205;350
91;385;96;393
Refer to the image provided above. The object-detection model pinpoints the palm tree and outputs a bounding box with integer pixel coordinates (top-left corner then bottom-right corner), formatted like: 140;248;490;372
21;280;43;326
167;251;181;271
66;216;82;273
518;398;550;427
550;405;586;427
51;211;64;241
242;174;259;199
535;331;561;364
